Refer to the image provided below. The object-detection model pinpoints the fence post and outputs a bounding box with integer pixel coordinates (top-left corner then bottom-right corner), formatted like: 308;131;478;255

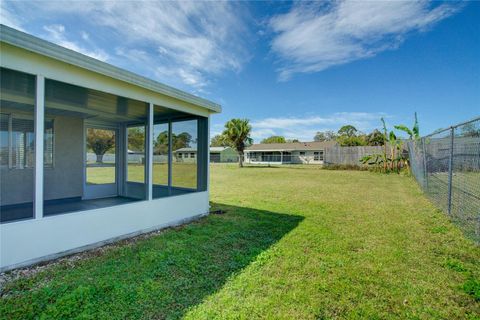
447;127;454;215
477;216;480;239
421;137;428;188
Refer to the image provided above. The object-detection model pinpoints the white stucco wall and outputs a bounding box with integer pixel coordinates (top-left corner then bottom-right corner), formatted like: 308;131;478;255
0;191;209;271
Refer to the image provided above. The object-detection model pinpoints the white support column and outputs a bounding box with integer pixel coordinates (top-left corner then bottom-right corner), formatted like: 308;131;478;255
34;75;45;219
207;116;211;192
167;121;172;192
147;103;154;200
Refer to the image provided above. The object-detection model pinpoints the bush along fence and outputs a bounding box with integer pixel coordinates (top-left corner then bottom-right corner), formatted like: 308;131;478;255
408;117;480;243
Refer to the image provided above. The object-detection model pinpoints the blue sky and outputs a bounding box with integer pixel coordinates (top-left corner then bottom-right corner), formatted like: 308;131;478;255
2;1;479;142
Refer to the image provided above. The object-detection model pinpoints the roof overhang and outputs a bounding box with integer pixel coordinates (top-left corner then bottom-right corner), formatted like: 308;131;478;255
0;24;221;114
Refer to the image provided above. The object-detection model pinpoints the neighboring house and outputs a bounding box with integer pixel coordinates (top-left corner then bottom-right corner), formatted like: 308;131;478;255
174;147;197;163
209;146;238;163
174;146;238;163
245;141;337;164
0;25;220;271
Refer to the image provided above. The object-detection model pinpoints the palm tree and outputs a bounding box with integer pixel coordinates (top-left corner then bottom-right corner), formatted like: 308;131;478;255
222;118;252;167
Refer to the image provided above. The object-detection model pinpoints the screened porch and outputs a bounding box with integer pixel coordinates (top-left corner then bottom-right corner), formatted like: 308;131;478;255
0;67;208;223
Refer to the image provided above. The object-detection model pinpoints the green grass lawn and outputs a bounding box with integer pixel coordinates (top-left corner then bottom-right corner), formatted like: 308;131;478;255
421;171;480;242
87;163;197;189
1;165;479;319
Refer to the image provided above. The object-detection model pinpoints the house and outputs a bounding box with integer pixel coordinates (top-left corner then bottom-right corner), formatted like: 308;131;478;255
0;25;220;271
173;147;197;163
174;146;238;163
244;141;337;164
209;147;238;163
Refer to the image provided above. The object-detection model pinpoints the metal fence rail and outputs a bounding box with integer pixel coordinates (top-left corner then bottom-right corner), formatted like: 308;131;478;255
408;117;480;243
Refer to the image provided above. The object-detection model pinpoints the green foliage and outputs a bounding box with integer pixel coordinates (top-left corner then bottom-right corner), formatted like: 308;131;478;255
360;153;384;166
314;130;337;142
463;277;480;301
461;122;480;138
360;114;421;174
152;130;193;154
394;112;420;140
86;129;115;161
323;163;370;171
127;127;145;152
210;134;229;147
337;135;367;146
261;136;286;144
335;125;369;146
443;258;467;272
154;130;169;154
337;125;358;137
173;132;193;150
222;118;252;167
366;129;385;146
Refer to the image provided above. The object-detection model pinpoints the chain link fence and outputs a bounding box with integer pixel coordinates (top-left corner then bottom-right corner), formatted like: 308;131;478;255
408;117;480;243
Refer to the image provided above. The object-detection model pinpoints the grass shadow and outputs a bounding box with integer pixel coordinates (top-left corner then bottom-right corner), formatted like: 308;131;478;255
0;203;303;319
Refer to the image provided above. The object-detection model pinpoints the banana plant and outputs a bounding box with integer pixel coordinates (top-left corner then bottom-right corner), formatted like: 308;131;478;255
394;112;420;172
381;117;389;172
359;153;384;168
388;130;399;171
363;114;419;174
394;112;420;140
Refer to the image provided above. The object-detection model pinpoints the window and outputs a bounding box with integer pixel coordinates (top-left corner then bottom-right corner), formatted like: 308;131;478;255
314;150;324;161
127;125;146;183
1;68;36;222
190;153;195;158
0;113;54;168
86;128;116;185
153;122;169;187
299;152;305;156
172;119;197;189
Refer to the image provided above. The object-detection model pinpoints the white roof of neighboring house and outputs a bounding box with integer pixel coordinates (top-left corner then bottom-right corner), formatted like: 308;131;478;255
174;147;197;153
0;24;221;113
175;146;233;153
127;149;143;154
209;147;231;152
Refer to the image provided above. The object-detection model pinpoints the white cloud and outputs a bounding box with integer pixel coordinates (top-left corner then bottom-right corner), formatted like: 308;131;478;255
43;24;109;61
7;1;250;92
250;112;387;142
0;2;24;31
270;1;461;80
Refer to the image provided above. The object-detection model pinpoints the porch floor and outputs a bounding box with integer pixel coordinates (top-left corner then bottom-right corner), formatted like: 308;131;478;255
0;196;140;223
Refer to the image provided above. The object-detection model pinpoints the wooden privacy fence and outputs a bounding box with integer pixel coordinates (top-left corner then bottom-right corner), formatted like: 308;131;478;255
324;146;385;165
